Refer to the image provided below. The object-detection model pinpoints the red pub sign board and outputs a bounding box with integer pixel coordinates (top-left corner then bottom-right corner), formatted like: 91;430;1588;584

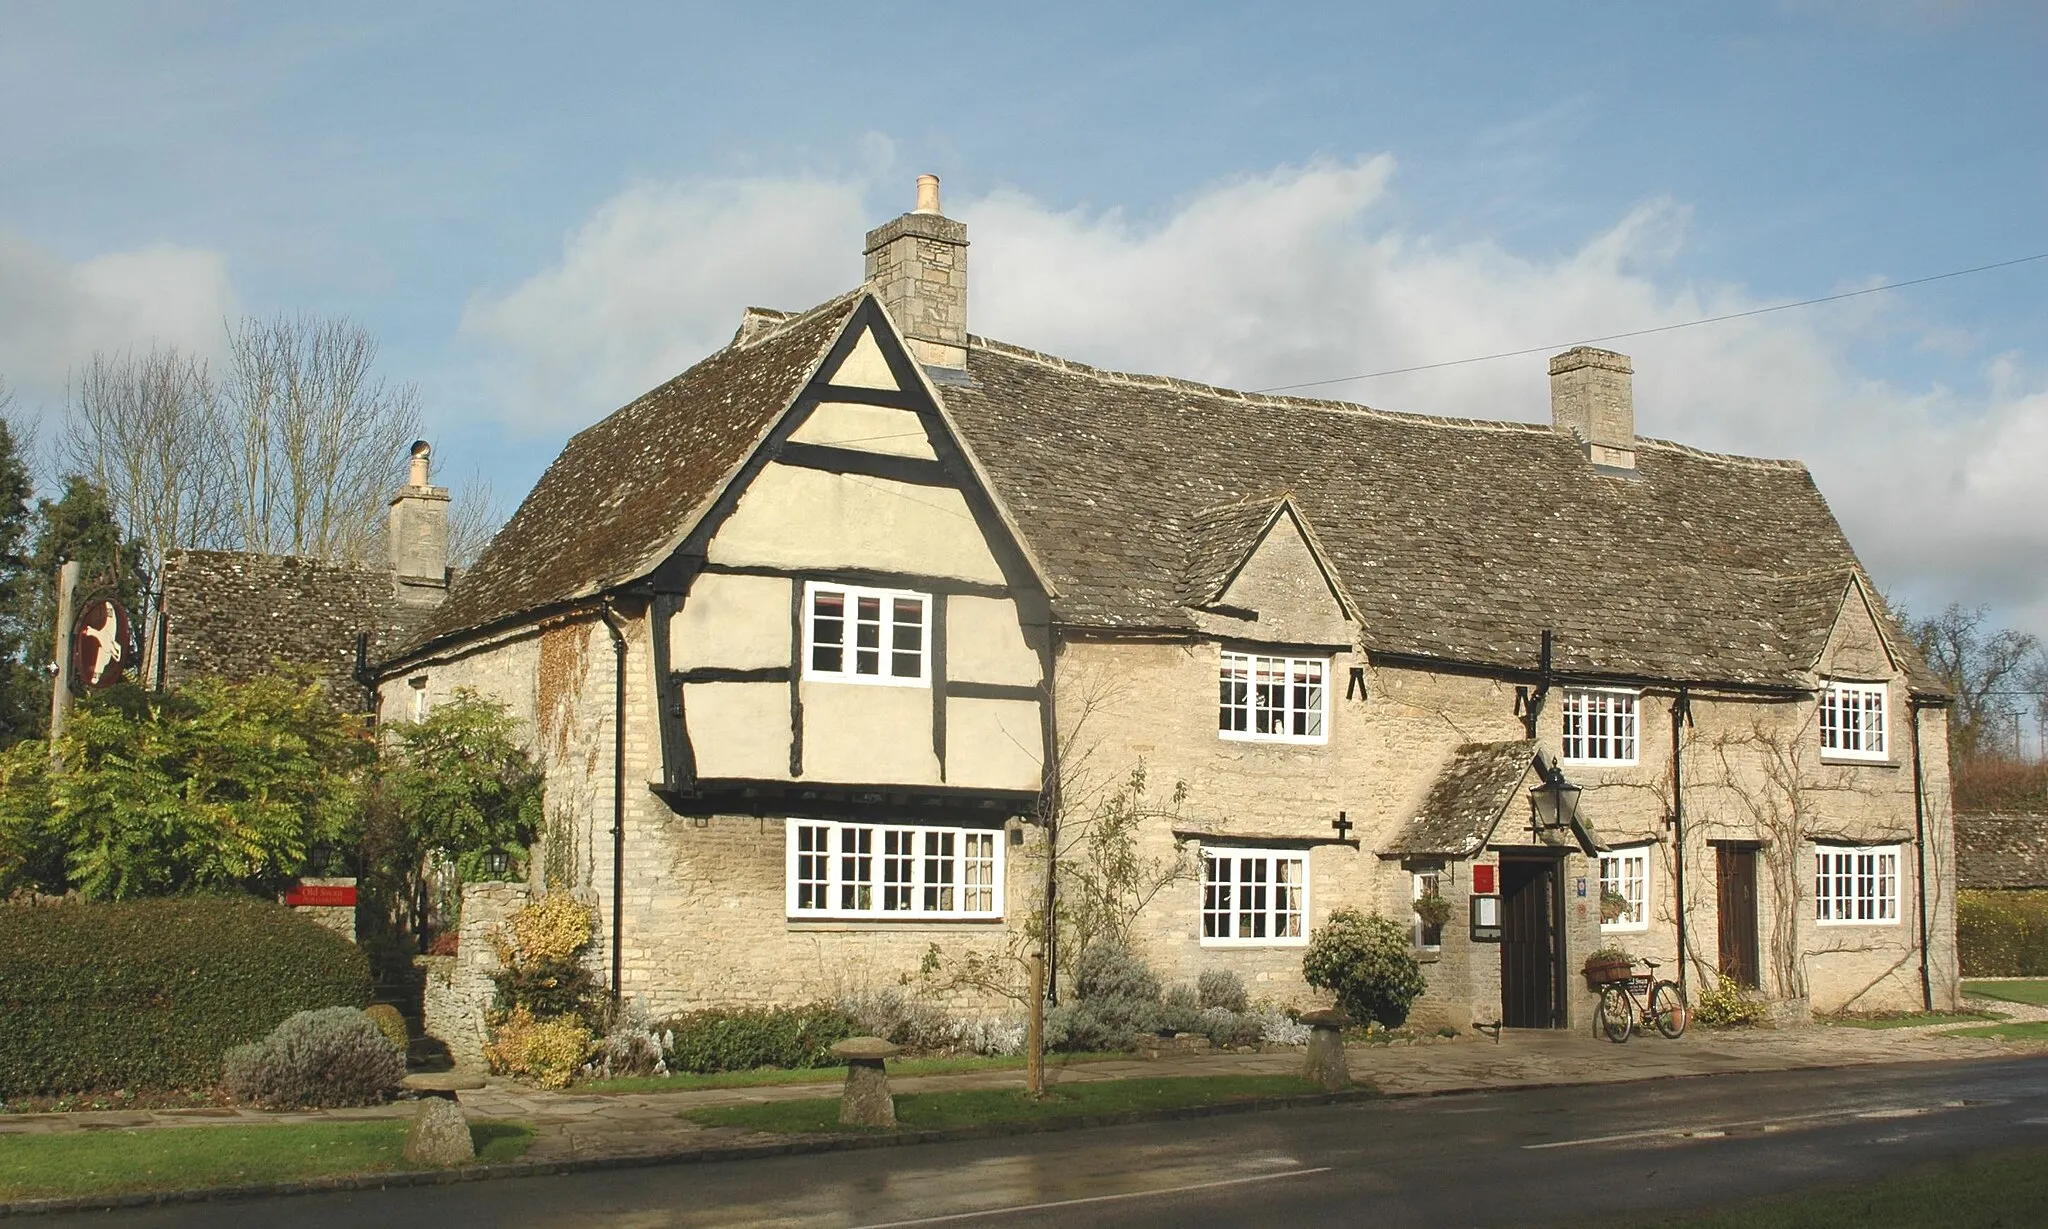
284;883;358;908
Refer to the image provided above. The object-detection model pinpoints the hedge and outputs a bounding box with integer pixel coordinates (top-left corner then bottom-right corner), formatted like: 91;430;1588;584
0;896;371;1096
1957;889;2048;977
659;1004;857;1073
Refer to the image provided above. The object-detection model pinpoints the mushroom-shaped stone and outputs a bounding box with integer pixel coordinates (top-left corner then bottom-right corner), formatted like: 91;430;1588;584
402;1072;488;1101
1300;1009;1352;1092
403;1097;475;1165
830;1036;901;1128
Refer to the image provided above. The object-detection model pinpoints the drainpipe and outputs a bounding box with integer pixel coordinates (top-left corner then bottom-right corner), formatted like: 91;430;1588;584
599;601;628;1007
1670;686;1692;994
1909;699;1933;1012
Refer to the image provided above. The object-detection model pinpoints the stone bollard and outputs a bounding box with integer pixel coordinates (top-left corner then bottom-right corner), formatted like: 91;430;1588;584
1300;1009;1352;1092
830;1036;902;1128
404;1096;475;1164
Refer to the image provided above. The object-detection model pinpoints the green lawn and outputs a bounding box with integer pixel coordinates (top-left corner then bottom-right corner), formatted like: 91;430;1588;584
579;1052;1119;1095
1943;1019;2048;1041
0;1120;533;1202
683;1074;1341;1134
1826;1009;2000;1029
1654;1149;2048;1227
1961;978;2048;1007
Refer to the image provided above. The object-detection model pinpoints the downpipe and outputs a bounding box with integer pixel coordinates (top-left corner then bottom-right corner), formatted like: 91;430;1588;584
1910;699;1933;1013
600;601;628;1007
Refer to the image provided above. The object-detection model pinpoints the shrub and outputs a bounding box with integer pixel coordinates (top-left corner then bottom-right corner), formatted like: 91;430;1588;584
1048;944;1164;1052
0;896;371;1096
490;891;600;1021
1302;908;1427;1028
838;987;963;1052
1198;1007;1268;1049
588;1017;668;1081
1197;968;1249;1014
1692;978;1770;1028
1159;982;1202;1034
1958;890;2048;977
221;1007;405;1108
364;1003;410;1055
659;1004;857;1073
485;1006;593;1089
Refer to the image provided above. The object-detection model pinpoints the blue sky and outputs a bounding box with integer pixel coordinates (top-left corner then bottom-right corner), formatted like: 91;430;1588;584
3;1;2045;641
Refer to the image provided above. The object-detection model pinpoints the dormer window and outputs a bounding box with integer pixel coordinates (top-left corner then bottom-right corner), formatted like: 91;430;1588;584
1560;688;1637;765
804;582;930;686
1218;651;1328;743
1819;680;1887;760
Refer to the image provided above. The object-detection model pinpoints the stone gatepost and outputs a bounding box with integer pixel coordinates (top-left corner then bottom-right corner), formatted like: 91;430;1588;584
1301;1009;1351;1091
831;1036;901;1127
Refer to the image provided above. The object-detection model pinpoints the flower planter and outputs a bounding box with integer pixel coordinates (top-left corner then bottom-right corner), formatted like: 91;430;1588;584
1582;956;1635;989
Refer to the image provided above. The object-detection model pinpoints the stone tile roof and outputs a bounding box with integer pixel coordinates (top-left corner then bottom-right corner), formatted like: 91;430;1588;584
1956;811;2048;890
943;338;1937;691
410;288;1937;694
1382;740;1539;857
415;294;860;647
160;549;429;705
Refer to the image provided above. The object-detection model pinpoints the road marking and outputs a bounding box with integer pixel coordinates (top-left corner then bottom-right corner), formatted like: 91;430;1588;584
845;1167;1334;1228
1524;1104;1964;1150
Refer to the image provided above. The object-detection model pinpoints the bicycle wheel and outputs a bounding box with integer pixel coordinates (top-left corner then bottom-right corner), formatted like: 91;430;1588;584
1597;985;1633;1042
1649;981;1689;1039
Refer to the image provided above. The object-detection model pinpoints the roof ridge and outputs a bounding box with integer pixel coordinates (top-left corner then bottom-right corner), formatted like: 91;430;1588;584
966;333;1808;472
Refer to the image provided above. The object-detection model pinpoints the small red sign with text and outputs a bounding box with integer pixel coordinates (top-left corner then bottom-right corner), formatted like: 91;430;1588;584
285;884;357;908
1471;865;1497;896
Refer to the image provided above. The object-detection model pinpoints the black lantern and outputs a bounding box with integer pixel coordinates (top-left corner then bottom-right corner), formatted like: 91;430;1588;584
483;847;514;880
307;841;340;876
1529;770;1584;834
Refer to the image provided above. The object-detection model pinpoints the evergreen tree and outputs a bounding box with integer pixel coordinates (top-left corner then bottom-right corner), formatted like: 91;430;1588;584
0;421;41;747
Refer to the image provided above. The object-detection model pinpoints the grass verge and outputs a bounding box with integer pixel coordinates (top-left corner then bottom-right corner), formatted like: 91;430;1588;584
1653;1148;2048;1227
683;1074;1341;1134
1961;978;2048;1007
0;1119;533;1202
1942;1020;2048;1041
580;1052;1120;1095
1825;1009;2000;1029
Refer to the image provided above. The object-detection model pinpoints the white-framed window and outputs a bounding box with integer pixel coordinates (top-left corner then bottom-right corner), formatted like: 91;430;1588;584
1218;652;1328;743
1201;847;1309;946
409;676;429;721
786;820;1001;920
1599;845;1651;932
1412;871;1443;950
1815;844;1900;925
1819;680;1888;760
1561;687;1637;764
803;582;930;686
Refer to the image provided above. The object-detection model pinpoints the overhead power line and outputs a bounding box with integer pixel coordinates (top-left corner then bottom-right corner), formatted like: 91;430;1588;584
1252;250;2048;395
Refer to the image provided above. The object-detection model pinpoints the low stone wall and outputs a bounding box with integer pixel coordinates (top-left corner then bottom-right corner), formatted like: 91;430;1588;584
417;882;532;1070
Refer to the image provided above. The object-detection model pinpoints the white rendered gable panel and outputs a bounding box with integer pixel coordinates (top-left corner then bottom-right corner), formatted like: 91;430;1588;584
946;595;1040;686
802;682;940;785
670;573;792;670
947;698;1043;791
682;682;790;779
826;327;899;390
787;403;936;459
706;463;1006;585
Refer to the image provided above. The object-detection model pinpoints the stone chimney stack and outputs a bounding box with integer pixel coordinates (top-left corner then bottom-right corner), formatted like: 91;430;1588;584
388;439;450;607
864;174;969;372
1549;347;1636;471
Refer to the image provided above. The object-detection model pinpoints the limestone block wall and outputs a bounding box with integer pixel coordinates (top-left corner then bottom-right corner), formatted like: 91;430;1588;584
418;881;532;1069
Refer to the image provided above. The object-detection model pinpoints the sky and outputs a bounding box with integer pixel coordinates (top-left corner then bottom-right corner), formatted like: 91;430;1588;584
2;1;2045;652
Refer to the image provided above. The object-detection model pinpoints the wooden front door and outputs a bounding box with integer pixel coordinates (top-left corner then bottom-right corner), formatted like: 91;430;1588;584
1500;858;1563;1028
1717;846;1761;990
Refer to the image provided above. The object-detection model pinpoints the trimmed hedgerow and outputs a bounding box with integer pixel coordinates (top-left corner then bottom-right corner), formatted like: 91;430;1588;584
1958;889;2048;977
0;896;371;1096
658;1004;857;1073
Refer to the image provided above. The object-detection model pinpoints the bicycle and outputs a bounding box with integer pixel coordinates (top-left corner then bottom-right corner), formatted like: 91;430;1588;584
1596;957;1688;1042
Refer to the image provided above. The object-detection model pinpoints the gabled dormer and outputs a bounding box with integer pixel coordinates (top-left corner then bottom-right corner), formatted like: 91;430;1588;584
650;295;1054;816
1184;495;1356;647
1804;571;1906;764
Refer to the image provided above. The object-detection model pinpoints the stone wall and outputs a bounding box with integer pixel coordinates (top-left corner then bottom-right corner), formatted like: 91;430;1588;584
417;881;533;1070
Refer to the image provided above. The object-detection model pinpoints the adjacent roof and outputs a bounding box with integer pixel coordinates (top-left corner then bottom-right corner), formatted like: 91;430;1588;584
416;294;860;647
161;549;431;704
405;287;1938;694
942;337;1937;692
1956;811;2048;890
1382;740;1538;858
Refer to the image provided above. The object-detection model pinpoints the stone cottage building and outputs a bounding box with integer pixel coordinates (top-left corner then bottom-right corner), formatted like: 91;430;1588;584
376;176;1959;1039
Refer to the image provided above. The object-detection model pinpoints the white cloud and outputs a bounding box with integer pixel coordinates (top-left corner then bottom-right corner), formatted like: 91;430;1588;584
460;177;869;429
0;231;237;414
464;158;2048;640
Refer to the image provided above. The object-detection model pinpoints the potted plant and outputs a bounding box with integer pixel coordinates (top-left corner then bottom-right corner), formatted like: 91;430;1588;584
1412;890;1455;932
1582;946;1636;988
1599;889;1633;925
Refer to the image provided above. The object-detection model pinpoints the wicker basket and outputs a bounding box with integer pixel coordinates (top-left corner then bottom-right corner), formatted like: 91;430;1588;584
1582;956;1635;988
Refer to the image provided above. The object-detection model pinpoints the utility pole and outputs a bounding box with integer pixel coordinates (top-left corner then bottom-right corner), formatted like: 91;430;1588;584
48;560;80;754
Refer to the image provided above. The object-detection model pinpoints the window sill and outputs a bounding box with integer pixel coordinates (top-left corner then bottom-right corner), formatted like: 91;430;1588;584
1600;925;1650;935
1217;733;1328;747
1818;755;1901;769
1560;760;1640;771
1813;919;1902;928
787;918;1005;932
1198;939;1310;949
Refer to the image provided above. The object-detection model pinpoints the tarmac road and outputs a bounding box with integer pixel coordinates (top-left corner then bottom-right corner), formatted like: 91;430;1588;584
58;1055;2048;1228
